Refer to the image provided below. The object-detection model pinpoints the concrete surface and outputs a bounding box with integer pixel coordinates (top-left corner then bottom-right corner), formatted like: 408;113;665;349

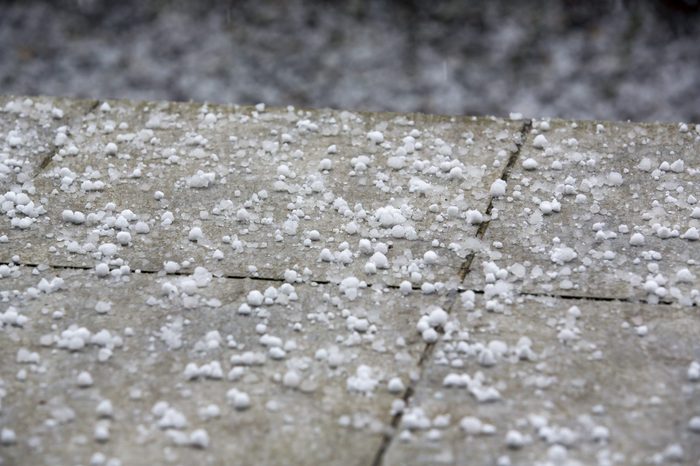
0;96;699;466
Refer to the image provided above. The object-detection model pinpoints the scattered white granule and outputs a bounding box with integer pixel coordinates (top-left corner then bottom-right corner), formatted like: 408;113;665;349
465;210;483;225
550;246;577;264
367;130;384;144
61;210;86;224
319;158;333;170
607;171;623;186
681;227;699;241
95;301;111;314
116;231;131;245
226;388;251;410
505;430;527;449
94;422;110;442
688;361;700;381
77;371;94;387
189;429;210;449
630;233;645;246
347;365;379;395
188;227;204;241
533;134;548;149
283;370;302;388
522;158;538;170
96;400;113;418
423;250;438;265
460;417;483;435
689;417;700;432
1;429;17;445
16;348;40;364
387;377;405;394
187;171;216;188
489;179;507;197
104;142;118;155
246;290;264;306
339;276;364;300
375;206;406;227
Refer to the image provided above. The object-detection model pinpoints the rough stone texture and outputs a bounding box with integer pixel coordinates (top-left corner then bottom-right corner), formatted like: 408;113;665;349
1;96;699;466
1;96;522;287
0;265;449;466
383;294;700;465
465;118;700;305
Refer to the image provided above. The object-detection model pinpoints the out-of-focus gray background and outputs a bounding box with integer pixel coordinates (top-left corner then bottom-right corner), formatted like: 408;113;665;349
1;0;699;122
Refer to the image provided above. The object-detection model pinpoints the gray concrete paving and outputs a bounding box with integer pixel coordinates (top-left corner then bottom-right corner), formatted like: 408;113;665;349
383;294;700;465
465;119;700;306
0;96;699;466
1;97;522;287
0;265;449;466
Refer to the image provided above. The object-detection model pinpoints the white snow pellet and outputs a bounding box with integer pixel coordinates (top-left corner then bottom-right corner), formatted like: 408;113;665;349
189;429;210;448
0;428;17;445
532;134;548;149
97;400;113;418
505;430;526;449
187;171;216;188
427;308;448;327
319;158;333;170
367;130;384;144
490;179;507;197
465;210;483;225
421;328;439;343
247;290;264;306
550;246;577;264
522;158;538;170
226;389;251;410
95;301;111;314
116;231;131;245
681;227;699;241
346;365;379;395
104;142;118;155
688;361;700;381
283;370;301;388
94;422;110;442
387;377;405;394
164;261;181;274
688;417;700;433
460;417;483;435
630;233;645;246
188;227;204;241
77;371;94;387
423;251;438;264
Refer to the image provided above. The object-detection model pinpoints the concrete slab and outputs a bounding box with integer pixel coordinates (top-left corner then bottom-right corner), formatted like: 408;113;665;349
3;96;698;465
464;119;700;305
0;98;524;287
0;264;451;466
383;294;700;465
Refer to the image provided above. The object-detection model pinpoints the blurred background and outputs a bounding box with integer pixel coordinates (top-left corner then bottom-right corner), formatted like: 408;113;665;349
1;0;699;122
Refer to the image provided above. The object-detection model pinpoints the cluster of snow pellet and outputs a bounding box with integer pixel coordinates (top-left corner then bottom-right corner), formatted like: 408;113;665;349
1;190;46;229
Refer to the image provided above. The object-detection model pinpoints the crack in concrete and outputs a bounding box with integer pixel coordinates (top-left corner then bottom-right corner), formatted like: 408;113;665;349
459;119;532;282
371;119;533;466
30;99;99;179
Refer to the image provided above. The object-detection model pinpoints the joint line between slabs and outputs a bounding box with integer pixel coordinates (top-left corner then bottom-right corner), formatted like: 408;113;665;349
369;288;459;466
458;119;532;282
2;260;685;307
31;99;100;179
0;260;324;284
